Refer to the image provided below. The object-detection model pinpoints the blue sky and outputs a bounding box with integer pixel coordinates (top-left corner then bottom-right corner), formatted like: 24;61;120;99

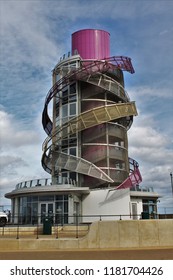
0;0;173;211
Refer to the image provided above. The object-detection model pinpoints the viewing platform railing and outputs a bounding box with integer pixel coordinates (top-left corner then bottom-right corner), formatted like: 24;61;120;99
15;177;77;189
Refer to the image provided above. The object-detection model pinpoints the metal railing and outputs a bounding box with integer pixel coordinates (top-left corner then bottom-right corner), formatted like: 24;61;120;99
15;177;77;190
15;178;52;189
0;212;163;240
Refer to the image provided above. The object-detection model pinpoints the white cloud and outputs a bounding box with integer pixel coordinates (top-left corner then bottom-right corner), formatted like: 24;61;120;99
1;1;60;70
0;155;28;172
0;108;48;205
128;113;173;166
0;110;40;148
128;112;173;207
129;126;168;148
129;86;172;99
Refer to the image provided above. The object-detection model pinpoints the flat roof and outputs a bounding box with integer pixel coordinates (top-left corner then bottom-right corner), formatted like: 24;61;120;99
5;185;90;199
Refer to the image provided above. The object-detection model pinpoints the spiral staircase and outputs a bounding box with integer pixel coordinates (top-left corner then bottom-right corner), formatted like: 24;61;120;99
42;56;142;189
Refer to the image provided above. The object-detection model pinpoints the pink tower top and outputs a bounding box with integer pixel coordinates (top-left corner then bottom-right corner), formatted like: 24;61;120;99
72;29;110;60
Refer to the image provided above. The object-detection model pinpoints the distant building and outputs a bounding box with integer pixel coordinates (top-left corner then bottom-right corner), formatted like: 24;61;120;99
5;29;159;224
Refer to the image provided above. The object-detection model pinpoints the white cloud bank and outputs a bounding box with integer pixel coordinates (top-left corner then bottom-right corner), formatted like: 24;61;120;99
0;109;48;205
128;112;173;209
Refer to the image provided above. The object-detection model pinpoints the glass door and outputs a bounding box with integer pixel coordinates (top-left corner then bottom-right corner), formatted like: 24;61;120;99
132;203;138;220
40;203;54;223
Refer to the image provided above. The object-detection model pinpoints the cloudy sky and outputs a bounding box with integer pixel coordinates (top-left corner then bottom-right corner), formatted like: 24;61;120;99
0;0;173;211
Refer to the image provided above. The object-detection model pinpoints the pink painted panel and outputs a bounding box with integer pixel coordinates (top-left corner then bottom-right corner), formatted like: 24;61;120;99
116;167;142;190
72;29;110;59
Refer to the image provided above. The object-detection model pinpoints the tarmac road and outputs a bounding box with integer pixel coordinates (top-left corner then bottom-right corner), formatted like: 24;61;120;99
0;248;173;260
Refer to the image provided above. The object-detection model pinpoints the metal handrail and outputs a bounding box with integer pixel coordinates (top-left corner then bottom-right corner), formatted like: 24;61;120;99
15;177;77;190
0;213;147;239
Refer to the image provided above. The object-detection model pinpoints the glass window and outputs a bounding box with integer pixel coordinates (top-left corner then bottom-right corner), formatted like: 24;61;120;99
69;147;76;156
56;201;63;211
39;195;54;201
56;73;61;81
56;117;60;127
62;97;68;105
70;83;76;94
70;103;76;115
62;139;68;147
56;195;63;201
64;201;68;212
70;172;76;181
62;117;68;124
63;88;68;96
62;104;68;117
32;196;38;202
62;90;68;98
27;197;32;203
69;138;77;146
69;94;76;102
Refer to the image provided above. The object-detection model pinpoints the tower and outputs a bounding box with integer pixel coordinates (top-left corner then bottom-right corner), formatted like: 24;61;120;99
42;29;142;190
6;29;160;224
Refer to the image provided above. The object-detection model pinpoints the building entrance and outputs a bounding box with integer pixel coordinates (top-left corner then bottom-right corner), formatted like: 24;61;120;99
39;202;54;223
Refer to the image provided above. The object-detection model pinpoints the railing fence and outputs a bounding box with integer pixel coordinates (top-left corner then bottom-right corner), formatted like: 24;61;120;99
1;212;172;240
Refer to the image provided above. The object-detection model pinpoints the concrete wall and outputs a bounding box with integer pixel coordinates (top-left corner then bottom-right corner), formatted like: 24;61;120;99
81;220;173;249
0;220;173;251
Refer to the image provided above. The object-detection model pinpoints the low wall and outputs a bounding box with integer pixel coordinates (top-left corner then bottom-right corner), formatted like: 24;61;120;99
83;219;173;249
0;220;173;251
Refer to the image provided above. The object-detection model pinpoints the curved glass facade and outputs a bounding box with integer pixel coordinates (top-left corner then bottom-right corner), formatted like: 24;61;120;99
13;194;69;225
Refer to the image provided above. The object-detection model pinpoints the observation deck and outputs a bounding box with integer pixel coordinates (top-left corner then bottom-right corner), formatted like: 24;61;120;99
5;178;90;199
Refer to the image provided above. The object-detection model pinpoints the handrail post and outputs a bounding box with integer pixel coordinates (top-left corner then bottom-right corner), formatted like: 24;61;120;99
56;220;58;239
76;214;78;239
2;226;5;236
36;215;39;239
16;216;19;239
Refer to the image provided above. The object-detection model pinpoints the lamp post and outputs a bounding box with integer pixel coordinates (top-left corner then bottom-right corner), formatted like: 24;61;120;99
170;172;173;196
